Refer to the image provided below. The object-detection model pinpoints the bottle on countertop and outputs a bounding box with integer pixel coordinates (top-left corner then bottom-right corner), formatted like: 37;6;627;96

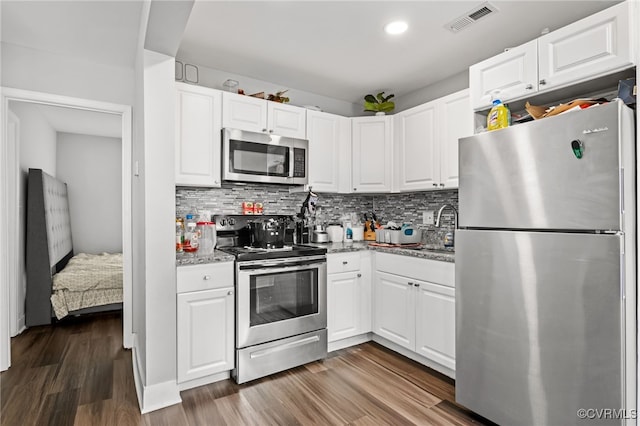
184;214;199;252
175;220;184;253
487;98;511;131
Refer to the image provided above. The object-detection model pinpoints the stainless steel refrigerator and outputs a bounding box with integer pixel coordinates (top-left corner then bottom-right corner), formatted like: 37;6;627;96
456;100;636;426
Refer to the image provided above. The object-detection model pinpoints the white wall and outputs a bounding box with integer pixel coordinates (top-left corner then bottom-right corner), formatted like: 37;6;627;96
1;42;134;106
394;70;469;113
56;132;122;254
176;60;361;117
9;101;57;336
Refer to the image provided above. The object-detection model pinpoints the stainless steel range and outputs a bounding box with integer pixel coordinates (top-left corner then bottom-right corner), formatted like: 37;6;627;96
215;215;328;384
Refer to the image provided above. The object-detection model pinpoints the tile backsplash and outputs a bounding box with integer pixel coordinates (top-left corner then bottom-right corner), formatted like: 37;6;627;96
176;183;458;246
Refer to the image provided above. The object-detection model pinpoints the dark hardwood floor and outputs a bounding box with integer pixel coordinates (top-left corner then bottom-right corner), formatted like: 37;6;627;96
1;312;491;425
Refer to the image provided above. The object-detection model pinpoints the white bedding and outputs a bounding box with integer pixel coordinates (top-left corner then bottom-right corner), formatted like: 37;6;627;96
50;252;123;319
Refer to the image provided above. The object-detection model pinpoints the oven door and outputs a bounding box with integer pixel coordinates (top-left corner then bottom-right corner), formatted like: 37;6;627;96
236;255;327;348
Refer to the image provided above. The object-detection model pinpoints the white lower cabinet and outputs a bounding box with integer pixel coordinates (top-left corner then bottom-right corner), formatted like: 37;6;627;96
373;253;455;375
177;262;235;387
327;252;371;346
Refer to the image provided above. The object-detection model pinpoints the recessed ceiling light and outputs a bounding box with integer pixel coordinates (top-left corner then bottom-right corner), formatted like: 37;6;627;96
384;21;408;35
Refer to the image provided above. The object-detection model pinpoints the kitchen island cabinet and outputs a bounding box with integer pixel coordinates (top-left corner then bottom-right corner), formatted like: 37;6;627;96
373;252;456;377
177;261;235;390
175;83;222;187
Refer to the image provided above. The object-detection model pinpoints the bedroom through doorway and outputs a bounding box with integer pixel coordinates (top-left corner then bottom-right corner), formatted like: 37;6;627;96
0;88;133;371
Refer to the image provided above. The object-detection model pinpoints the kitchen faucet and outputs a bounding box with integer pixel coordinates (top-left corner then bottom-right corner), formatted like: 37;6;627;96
435;204;458;229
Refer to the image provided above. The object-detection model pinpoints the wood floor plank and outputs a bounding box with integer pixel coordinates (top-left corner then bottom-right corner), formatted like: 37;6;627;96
2;313;493;426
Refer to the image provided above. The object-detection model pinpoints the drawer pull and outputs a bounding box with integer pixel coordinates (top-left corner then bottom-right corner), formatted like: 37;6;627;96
203;275;211;280
342;261;348;265
414;283;420;288
357;273;362;278
408;282;413;286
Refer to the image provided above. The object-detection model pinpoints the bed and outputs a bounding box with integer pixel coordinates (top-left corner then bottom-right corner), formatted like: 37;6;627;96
25;168;122;326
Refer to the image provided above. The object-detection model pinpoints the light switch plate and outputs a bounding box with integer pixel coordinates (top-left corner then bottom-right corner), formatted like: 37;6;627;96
423;210;435;225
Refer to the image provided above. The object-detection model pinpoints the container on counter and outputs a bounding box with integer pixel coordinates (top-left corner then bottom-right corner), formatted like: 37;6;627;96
326;225;343;242
175;220;184;253
352;225;364;241
184;214;199;252
197;221;216;254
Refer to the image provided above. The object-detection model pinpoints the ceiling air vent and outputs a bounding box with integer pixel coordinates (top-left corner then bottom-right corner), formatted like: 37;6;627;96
445;2;498;33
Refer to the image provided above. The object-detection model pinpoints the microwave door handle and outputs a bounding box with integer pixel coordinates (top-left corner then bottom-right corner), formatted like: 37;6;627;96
288;146;294;178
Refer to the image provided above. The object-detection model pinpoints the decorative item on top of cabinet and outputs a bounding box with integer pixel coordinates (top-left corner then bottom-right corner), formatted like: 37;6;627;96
222;91;306;138
470;1;635;111
363;91;395;115
351;116;393;193
175;82;222;187
306;110;352;193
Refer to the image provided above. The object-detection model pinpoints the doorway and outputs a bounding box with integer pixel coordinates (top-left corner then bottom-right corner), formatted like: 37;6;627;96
0;87;133;370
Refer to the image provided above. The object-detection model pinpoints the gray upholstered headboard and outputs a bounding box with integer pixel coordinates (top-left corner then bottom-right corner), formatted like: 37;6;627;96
26;168;74;326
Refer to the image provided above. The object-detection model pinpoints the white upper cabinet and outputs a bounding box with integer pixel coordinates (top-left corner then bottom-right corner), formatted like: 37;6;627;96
438;89;472;189
222;92;267;133
352;116;393;193
469;40;538;111
268;102;307;139
222;92;306;138
395;89;471;191
306;110;351;193
395;102;439;191
175;83;222;187
538;1;634;91
470;1;635;111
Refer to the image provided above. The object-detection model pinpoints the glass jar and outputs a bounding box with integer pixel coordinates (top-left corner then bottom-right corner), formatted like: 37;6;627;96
196;221;216;254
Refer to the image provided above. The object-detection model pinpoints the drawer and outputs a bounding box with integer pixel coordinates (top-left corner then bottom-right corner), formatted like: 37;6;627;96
177;261;234;293
375;252;454;287
327;252;361;274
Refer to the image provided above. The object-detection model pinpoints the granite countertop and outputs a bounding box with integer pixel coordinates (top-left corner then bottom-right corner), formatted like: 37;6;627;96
306;241;455;263
176;249;235;266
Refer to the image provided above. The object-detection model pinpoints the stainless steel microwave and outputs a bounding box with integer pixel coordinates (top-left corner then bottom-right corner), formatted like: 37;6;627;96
222;128;308;185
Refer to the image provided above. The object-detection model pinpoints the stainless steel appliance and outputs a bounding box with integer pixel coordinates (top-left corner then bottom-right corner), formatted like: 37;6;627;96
248;217;287;249
222;128;308;185
456;101;636;425
215;215;328;384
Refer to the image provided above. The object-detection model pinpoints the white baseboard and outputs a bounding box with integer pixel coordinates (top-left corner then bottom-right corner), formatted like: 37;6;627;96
132;333;182;414
16;315;25;336
178;370;231;391
371;334;456;379
328;333;372;352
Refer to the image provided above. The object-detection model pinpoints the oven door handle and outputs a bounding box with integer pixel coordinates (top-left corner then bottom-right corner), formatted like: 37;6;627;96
238;260;326;272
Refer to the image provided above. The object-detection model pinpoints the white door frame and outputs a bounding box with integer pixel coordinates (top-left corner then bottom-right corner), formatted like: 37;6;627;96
0;87;133;371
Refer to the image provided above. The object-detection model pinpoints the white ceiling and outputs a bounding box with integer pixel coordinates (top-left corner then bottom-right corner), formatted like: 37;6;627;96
37;104;122;138
0;1;623;106
178;1;622;104
1;0;143;68
13;102;123;139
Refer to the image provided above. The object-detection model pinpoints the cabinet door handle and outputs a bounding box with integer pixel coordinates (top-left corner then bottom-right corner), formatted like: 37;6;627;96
439;183;445;187
357;273;362;278
414;283;420;288
228;290;234;296
432;183;438;187
262;128;267;132
407;282;413;286
269;129;274;133
353;188;357;191
343;261;348;265
539;79;547;85
203;275;211;280
525;84;533;90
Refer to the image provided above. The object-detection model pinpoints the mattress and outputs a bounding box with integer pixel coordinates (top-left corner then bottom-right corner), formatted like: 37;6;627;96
51;252;123;319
